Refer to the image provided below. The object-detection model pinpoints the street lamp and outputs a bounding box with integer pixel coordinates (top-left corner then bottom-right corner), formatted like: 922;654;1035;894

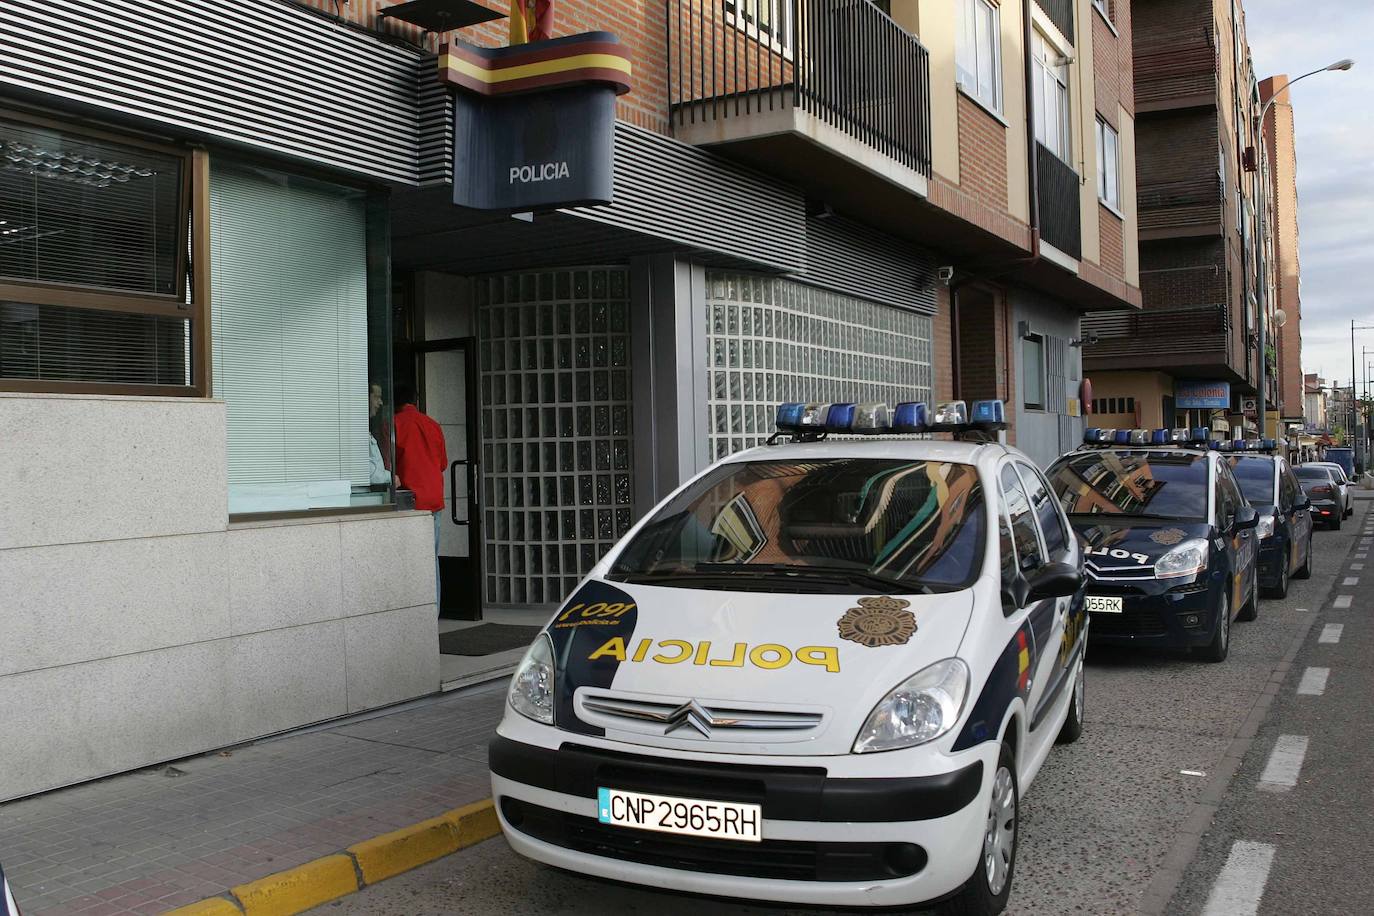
1352;321;1374;471
1255;59;1354;442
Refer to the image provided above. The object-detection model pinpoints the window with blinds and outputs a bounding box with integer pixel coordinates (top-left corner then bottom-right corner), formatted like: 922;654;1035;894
210;163;375;515
0;115;200;394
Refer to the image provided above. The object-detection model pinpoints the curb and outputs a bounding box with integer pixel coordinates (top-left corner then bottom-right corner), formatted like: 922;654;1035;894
165;799;499;916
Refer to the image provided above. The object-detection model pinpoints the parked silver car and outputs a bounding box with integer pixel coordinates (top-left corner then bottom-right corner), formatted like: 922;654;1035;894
1303;462;1353;518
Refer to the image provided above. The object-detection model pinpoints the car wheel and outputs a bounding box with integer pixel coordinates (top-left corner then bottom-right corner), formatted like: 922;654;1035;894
1056;655;1085;745
1239;571;1259;621
1294;533;1313;579
1264;560;1286;601
1201;592;1231;662
941;742;1018;916
1332;514;1342;531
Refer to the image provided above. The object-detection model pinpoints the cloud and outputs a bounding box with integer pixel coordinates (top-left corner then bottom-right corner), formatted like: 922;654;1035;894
1243;0;1374;384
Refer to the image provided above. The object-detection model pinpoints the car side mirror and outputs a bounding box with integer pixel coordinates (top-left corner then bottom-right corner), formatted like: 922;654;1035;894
1025;562;1084;603
1001;574;1029;614
1234;505;1259;530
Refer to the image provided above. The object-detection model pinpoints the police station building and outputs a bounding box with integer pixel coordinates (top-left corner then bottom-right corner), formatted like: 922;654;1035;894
0;0;1137;799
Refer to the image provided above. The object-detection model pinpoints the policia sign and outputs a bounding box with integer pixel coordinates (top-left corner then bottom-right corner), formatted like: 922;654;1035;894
438;32;633;212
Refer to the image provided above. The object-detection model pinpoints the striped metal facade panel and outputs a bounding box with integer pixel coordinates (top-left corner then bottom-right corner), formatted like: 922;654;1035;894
415;54;453;186
802;217;939;315
571;124;808;275
0;0;424;184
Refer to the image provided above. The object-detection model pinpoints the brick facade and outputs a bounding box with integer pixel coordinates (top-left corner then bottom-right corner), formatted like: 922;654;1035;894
1099;209;1124;279
1092;0;1134;122
956;92;1009;211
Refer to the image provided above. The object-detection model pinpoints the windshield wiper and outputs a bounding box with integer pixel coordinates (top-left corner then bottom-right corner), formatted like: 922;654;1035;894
693;563;934;595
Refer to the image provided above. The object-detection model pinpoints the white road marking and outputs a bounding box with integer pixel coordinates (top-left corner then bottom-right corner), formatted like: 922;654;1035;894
1201;840;1277;916
1319;623;1344;644
1295;607;1309;613
1334;594;1353;609
1343;577;1359;586
1352;563;1364;571
1297;667;1330;696
1258;735;1309;792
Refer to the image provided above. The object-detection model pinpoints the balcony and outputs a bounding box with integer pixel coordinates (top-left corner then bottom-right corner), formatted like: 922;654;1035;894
1138;174;1223;238
1082;303;1247;378
1037;143;1081;261
668;0;931;202
1035;0;1074;44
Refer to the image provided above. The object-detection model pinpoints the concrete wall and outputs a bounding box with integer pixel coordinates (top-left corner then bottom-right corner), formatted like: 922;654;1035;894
0;392;439;801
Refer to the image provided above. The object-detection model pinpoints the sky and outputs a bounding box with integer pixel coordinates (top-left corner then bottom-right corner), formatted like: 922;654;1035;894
1243;0;1374;393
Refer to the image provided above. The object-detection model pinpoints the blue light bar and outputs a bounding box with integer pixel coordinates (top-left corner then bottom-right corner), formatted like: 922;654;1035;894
775;402;831;434
1084;427;1108;444
1151;429;1170;445
825;403;857;432
1229;439;1246;451
1261;438;1277;450
892;402;929;433
970;399;1007;428
1170;428;1191;444
1113;430;1132;444
1190;428;1210;443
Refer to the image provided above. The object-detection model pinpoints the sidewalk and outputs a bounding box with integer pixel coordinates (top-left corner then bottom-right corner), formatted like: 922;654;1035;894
0;681;508;915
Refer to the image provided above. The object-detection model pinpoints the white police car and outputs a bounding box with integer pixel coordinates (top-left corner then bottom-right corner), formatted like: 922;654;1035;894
490;400;1087;915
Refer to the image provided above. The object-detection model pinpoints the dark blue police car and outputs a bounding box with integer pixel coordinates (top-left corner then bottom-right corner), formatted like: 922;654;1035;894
1225;446;1313;598
1047;429;1259;662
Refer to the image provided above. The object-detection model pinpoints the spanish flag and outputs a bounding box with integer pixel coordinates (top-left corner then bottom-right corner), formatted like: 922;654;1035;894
509;0;554;45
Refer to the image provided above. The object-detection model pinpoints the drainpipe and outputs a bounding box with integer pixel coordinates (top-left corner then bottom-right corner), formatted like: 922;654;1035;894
1023;0;1042;265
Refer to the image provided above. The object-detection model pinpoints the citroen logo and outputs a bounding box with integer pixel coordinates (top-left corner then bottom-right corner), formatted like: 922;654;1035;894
663;700;720;737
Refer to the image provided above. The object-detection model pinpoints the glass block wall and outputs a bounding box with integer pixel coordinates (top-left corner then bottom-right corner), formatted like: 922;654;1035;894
477;268;634;608
706;272;933;460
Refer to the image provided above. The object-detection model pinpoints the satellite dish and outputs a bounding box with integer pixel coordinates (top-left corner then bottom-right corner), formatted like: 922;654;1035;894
1275;309;1288;327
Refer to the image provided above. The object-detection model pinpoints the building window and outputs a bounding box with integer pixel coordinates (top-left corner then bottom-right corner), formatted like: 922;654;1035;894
956;0;1002;112
706;273;932;460
1096;118;1120;210
724;0;793;54
477;268;634;608
1092;0;1111;21
0;115;204;394
210;162;391;516
1022;334;1046;410
1092;396;1136;415
1032;32;1071;161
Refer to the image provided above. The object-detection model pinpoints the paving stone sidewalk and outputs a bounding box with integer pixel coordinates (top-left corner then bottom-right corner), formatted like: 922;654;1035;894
0;680;508;916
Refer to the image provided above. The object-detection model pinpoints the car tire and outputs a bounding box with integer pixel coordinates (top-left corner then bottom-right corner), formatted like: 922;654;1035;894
1238;572;1259;621
1056;655;1085;745
1262;557;1289;600
1294;533;1313;579
1201;592;1231;662
1331;514;1342;532
940;742;1018;916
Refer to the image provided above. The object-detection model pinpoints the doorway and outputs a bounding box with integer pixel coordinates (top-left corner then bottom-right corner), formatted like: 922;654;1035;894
418;337;482;620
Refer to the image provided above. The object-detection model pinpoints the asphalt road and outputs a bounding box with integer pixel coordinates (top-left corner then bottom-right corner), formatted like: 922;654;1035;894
316;502;1365;915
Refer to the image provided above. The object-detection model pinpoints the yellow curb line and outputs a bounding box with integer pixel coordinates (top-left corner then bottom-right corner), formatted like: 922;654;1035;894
165;799;499;916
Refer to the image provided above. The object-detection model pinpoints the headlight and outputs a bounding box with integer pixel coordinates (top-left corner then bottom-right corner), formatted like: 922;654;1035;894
1256;514;1275;540
854;658;970;753
508;633;556;725
1155;538;1209;579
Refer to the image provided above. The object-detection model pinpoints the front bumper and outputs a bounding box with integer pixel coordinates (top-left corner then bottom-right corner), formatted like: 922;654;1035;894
1257;538;1288;589
489;729;995;907
1083;575;1221;648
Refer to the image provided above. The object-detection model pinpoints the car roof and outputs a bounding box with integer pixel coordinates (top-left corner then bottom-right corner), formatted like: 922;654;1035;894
722;437;1013;472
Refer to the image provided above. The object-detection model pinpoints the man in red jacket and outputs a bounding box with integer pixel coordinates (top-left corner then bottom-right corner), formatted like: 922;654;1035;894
393;383;448;612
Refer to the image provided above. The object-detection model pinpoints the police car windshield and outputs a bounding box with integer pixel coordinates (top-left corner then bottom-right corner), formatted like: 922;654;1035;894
609;458;985;594
1048;451;1208;522
1227;456;1276;505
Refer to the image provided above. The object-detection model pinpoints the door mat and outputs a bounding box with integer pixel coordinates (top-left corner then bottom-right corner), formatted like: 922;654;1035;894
439;624;542;656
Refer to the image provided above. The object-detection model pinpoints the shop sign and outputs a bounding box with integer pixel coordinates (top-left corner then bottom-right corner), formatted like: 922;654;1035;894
1175;381;1231;410
440;33;632;212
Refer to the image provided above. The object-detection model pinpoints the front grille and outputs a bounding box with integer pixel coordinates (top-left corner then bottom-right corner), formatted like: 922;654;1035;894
577;692;824;740
1090;608;1167;637
502;798;927;882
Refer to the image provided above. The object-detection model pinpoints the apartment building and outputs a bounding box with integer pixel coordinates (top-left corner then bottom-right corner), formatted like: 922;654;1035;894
1083;0;1272;436
1261;74;1303;429
0;0;1137;798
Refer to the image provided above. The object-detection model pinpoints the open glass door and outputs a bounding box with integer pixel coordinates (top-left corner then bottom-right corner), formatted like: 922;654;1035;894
421;339;482;619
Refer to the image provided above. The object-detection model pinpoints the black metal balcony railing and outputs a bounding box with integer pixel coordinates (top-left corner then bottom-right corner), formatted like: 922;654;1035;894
1036;142;1082;260
669;0;932;178
1035;0;1075;44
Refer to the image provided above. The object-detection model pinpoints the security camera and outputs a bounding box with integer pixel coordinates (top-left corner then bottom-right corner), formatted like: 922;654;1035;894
937;266;955;284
